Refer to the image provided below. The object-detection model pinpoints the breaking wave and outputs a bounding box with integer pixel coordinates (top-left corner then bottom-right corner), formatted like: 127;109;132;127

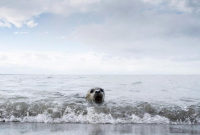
0;100;199;124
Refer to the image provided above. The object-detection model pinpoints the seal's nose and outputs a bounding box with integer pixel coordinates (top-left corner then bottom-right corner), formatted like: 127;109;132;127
95;91;100;94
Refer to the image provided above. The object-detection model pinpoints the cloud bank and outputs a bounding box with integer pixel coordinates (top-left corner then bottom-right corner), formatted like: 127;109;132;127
0;51;199;74
0;0;200;74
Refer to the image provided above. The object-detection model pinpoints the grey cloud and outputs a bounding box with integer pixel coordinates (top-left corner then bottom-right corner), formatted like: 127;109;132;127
1;0;199;27
154;0;200;13
67;0;200;59
186;0;200;12
0;0;101;27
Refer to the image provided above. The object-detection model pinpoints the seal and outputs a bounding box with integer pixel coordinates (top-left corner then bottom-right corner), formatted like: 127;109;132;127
86;87;105;104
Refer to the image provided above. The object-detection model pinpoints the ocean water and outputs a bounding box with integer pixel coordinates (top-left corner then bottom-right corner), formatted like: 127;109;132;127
0;75;200;124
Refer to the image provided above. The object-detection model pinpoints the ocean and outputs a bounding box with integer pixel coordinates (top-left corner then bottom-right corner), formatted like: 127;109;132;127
0;75;200;134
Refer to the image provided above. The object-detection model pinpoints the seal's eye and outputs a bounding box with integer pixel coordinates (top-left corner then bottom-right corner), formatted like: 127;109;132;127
90;89;94;93
100;89;104;92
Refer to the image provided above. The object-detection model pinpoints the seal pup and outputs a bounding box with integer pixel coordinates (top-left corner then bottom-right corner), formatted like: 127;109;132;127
86;87;105;104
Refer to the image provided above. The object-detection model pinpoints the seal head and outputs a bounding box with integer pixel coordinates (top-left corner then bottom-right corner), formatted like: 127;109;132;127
86;87;105;104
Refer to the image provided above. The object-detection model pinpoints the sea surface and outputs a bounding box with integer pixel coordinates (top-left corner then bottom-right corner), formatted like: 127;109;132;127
0;75;200;124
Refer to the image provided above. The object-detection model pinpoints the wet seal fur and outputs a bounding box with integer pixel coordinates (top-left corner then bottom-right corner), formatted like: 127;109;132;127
86;87;105;104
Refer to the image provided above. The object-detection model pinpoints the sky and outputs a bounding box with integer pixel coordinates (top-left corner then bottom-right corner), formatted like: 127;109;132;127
0;0;200;75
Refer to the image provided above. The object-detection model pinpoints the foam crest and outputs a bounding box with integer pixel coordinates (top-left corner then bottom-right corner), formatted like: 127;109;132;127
0;107;171;124
0;100;199;124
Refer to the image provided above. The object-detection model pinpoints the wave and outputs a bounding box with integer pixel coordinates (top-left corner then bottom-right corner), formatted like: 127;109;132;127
0;100;199;124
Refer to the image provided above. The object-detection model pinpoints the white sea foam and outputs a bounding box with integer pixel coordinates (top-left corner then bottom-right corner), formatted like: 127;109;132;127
0;107;170;124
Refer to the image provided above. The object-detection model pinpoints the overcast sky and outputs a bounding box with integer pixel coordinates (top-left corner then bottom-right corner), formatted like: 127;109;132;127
0;0;200;75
